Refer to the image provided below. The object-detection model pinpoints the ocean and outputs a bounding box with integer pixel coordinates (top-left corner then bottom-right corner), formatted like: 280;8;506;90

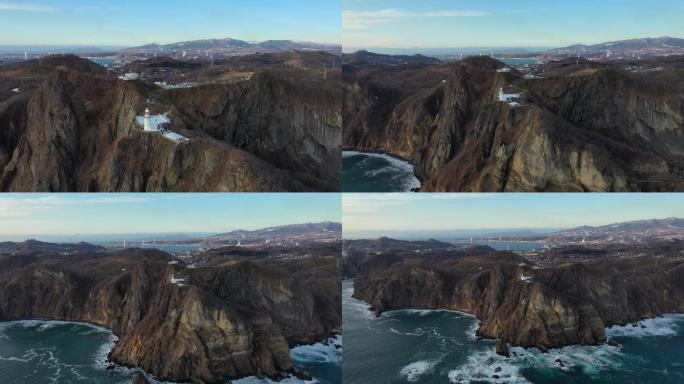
140;245;202;254
86;57;116;67
453;241;546;251
0;321;341;384
342;151;420;192
343;279;684;384
500;58;542;67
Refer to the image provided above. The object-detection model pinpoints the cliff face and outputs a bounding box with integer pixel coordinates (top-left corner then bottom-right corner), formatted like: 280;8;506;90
0;249;341;383
163;70;341;191
344;57;684;191
0;55;341;191
352;250;684;351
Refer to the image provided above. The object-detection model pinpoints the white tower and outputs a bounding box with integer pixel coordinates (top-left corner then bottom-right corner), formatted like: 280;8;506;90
144;108;152;131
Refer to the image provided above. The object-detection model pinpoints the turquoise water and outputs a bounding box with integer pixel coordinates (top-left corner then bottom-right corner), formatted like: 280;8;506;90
290;336;342;384
500;58;542;67
465;241;545;251
343;279;684;384
0;321;341;384
86;57;116;67
0;321;149;384
141;245;201;254
342;151;420;192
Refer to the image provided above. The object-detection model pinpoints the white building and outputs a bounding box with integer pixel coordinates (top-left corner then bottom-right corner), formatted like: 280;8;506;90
136;109;190;145
170;273;186;285
118;72;139;81
497;67;512;73
499;87;521;103
143;108;153;132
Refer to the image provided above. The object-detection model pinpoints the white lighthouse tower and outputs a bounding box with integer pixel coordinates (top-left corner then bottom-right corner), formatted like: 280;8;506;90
143;108;153;131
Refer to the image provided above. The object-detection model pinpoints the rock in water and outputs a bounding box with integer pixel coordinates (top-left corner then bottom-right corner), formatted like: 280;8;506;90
296;370;313;381
131;373;150;384
496;340;510;357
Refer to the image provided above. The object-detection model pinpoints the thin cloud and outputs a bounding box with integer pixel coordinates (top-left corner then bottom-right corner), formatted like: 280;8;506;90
75;5;122;11
0;2;55;12
0;196;150;220
343;8;490;30
343;193;493;214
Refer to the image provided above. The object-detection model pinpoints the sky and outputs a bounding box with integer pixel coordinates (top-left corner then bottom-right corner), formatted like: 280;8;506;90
0;194;340;240
0;0;340;46
343;0;684;51
343;193;684;238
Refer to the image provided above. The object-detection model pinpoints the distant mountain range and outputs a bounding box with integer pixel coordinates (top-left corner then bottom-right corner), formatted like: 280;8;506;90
342;50;442;66
343;36;684;64
562;218;684;233
120;38;341;59
343;237;452;253
541;36;684;60
0;239;105;255
547;218;684;245
205;222;341;247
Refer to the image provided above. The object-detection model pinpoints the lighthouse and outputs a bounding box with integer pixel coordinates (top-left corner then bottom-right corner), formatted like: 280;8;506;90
143;108;152;131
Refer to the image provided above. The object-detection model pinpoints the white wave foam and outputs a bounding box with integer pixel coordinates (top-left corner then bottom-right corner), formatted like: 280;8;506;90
290;335;342;364
230;373;317;384
342;150;421;191
448;341;625;384
389;328;424;336
509;343;623;375
399;360;437;382
0;355;32;362
448;349;528;384
0;320;111;334
606;314;684;338
92;332;119;370
363;166;393;178
465;319;481;341
343;289;375;319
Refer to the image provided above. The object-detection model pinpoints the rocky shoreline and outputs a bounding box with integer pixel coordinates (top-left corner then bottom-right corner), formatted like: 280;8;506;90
0;247;341;383
343;55;684;191
349;248;684;354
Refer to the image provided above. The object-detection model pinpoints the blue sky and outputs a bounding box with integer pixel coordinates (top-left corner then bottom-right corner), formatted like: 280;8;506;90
0;0;340;46
343;0;684;50
0;194;340;239
343;193;684;236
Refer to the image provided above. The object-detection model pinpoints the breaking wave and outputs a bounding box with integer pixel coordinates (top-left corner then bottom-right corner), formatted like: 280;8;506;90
342;150;421;191
291;335;342;364
399;360;438;382
606;314;684;338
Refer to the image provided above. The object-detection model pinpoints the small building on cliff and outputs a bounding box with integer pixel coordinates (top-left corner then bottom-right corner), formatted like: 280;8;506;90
498;87;523;107
136;109;190;144
119;72;139;81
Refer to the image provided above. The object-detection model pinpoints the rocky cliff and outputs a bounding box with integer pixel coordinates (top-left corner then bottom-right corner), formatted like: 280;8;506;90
0;54;341;191
344;55;684;191
352;248;684;352
0;247;341;383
